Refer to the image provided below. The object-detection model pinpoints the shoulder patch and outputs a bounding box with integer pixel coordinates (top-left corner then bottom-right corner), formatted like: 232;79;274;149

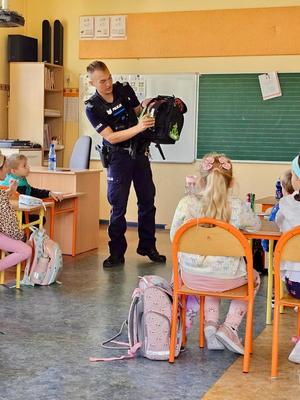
85;102;94;109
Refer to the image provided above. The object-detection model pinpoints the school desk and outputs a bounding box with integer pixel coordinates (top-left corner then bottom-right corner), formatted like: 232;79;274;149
0;201;50;289
48;193;84;257
256;196;276;212
27;168;100;255
243;219;281;325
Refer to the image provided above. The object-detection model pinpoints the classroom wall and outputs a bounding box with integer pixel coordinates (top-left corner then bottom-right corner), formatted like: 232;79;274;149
0;0;26;138
15;0;300;224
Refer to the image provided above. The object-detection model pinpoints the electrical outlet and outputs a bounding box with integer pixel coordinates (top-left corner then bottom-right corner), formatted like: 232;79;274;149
65;73;71;86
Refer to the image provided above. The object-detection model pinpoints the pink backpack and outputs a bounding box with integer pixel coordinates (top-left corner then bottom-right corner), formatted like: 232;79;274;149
21;227;63;286
90;275;182;362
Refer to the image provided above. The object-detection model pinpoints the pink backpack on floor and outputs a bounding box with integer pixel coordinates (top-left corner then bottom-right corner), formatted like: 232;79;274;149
21;227;63;286
90;275;182;362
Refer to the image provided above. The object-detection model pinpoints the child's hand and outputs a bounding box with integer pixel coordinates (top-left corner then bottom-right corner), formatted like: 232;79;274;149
6;179;18;198
9;179;18;193
49;191;63;201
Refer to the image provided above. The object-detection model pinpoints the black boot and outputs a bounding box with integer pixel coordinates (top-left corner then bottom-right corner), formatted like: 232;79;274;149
103;255;125;268
136;248;166;263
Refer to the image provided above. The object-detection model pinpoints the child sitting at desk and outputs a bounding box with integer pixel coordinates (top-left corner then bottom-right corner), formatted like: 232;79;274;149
170;153;261;355
261;169;294;252
0;154;63;201
0;151;31;272
275;154;300;364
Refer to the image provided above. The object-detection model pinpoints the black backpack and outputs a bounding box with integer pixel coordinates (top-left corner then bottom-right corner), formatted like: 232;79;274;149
140;95;187;159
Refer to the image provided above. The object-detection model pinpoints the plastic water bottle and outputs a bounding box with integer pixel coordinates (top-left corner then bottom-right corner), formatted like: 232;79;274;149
275;179;283;200
48;143;56;171
185;175;197;196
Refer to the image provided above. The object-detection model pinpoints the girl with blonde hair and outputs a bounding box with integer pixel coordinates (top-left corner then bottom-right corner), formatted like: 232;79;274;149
170;153;261;355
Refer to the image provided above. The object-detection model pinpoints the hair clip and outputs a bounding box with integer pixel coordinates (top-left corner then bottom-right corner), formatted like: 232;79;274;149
218;156;231;170
202;156;215;171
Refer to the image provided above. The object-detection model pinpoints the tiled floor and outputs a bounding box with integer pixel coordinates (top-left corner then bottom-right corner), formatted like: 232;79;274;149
204;312;300;400
0;226;294;400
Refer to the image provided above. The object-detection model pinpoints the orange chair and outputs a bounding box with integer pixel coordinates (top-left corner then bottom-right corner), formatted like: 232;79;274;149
271;226;300;378
169;218;255;373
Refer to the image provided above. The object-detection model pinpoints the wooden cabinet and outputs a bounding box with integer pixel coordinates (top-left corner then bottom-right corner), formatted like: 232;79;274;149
8;62;64;167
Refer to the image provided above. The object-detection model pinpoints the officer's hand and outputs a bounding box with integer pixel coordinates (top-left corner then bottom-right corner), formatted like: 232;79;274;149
137;115;155;132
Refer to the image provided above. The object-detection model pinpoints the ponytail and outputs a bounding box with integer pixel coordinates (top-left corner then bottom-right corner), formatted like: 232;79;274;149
201;169;231;222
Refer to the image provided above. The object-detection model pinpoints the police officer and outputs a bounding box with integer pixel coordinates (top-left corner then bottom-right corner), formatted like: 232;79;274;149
85;61;166;268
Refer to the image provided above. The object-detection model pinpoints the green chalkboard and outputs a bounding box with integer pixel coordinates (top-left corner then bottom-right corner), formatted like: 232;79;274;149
197;73;300;161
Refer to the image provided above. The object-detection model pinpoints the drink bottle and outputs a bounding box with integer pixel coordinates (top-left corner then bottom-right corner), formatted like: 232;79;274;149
48;143;56;171
275;179;283;200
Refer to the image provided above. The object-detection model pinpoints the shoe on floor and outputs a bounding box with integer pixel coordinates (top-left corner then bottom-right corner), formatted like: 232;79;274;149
136;247;166;263
215;324;244;355
204;321;225;350
288;340;300;364
103;255;125;268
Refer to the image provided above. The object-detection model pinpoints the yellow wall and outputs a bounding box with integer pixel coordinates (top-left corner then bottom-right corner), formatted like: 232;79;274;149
5;0;300;224
0;0;26;138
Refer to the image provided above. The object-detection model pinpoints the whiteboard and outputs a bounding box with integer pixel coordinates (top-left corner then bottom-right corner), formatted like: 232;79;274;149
79;73;197;163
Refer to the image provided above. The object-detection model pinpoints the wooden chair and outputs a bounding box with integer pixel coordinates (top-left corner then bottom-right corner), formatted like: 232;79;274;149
169;218;255;373
271;226;300;378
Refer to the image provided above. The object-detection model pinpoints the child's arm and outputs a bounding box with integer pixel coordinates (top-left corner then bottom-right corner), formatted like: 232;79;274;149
170;197;192;241
29;186;51;199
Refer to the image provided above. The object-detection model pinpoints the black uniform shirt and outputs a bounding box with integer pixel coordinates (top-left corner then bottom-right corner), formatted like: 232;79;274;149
85;82;140;148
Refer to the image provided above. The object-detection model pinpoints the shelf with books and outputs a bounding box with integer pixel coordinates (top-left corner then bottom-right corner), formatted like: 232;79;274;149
8;62;65;167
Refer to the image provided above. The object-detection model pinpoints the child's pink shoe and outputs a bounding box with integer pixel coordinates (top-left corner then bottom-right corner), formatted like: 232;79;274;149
215;323;244;355
289;338;300;364
204;321;225;350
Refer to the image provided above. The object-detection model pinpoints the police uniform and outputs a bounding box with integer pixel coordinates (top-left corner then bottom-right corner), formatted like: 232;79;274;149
85;81;157;259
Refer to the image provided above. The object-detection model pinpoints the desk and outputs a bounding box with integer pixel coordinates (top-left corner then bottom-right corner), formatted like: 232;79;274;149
243;219;281;325
48;193;83;257
256;196;276;212
27;168;100;255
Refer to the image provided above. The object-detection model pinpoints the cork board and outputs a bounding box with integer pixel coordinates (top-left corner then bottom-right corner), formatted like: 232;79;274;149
79;6;300;59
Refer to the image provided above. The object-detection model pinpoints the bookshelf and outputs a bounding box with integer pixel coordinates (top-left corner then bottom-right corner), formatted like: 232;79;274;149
8;62;64;167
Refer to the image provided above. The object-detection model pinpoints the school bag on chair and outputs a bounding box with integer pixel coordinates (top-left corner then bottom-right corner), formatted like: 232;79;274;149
140;96;187;160
21;227;63;286
90;275;183;362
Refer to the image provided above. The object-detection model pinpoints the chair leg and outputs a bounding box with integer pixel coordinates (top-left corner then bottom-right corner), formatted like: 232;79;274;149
271;303;281;378
169;294;179;363
280;279;284;314
243;300;254;373
266;240;274;325
181;295;187;346
199;296;205;348
0;251;5;284
16;262;21;289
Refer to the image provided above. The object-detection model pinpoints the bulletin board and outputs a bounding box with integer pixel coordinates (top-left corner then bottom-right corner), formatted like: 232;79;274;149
80;7;300;59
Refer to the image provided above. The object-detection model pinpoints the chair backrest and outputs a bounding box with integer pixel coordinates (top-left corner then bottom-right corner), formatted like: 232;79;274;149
69;136;92;170
172;217;253;292
273;226;300;300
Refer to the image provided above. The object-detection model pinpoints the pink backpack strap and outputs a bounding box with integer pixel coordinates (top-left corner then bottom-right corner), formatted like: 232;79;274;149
89;343;141;362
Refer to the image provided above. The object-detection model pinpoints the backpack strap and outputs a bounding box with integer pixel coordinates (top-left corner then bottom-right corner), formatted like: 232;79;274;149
89;343;142;362
101;320;130;350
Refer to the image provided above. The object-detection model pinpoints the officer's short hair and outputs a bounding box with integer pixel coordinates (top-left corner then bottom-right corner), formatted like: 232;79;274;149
86;60;108;74
8;153;27;169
